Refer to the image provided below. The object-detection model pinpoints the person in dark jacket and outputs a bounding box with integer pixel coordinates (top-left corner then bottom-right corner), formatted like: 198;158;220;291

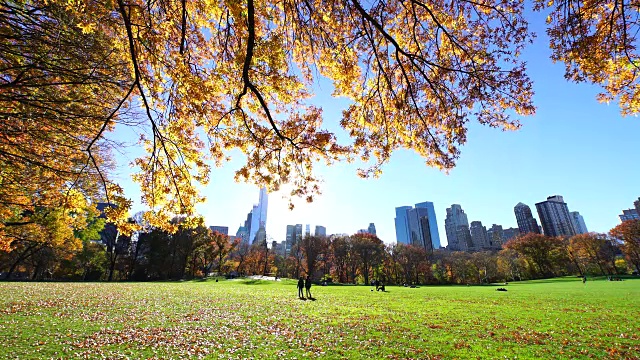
305;275;312;298
297;276;305;298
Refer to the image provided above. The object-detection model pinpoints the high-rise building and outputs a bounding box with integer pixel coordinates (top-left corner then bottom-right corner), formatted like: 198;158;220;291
502;227;520;244
444;204;472;251
286;225;295;245
514;202;541;234
295;224;303;240
394;206;412;245
315;225;327;237
620;209;640;222
469;221;488;250
486;224;504;248
209;226;229;236
406;207;433;251
248;188;268;243
272;241;286;257
243;210;252;243
635;197;640;217
285;224;303;255
535;195;576;237
395;202;440;250
415;202;441;249
570;211;588;234
254;225;267;245
358;223;377;236
305;224;311;237
236;225;248;244
367;223;377;236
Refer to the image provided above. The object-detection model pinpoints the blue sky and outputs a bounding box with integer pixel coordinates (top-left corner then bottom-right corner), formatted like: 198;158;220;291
110;10;639;246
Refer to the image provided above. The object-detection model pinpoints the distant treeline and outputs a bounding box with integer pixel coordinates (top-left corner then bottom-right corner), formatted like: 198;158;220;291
1;218;639;284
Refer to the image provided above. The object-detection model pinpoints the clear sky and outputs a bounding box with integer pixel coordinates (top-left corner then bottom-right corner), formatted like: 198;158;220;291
109;10;640;246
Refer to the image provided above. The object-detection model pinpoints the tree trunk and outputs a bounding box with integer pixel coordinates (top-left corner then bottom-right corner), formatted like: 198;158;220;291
108;252;118;281
4;243;41;280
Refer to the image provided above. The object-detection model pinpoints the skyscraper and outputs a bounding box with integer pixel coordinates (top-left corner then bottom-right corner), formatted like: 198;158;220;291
444;204;472;251
415;202;441;249
315;225;327;237
248;187;268;243
487;224;504;248
367;223;377;236
514;202;541;234
502;227;520;244
285;224;303;255
406;207;433;251
535;195;576;237
570;211;588;234
305;224;311;237
209;226;229;236
619;209;640;221
236;226;248;244
394;206;412;245
469;221;488;250
395;202;440;250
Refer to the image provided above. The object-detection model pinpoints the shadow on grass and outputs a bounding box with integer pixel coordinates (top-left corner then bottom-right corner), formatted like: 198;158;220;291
239;279;273;285
514;277;584;285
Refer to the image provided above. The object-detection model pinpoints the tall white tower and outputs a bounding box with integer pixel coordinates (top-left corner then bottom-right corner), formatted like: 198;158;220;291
249;187;268;243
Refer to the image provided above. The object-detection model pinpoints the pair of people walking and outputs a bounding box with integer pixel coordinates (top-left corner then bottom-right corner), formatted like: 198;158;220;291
297;275;312;299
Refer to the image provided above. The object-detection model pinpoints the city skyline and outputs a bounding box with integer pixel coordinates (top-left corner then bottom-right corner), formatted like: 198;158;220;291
118;169;637;246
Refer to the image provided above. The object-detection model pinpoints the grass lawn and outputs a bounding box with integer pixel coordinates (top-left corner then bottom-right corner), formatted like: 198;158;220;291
1;277;639;359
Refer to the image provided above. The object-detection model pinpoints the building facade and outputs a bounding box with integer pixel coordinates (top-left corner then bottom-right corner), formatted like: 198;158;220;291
514;202;541;234
486;224;504;249
285;224;303;255
394;206;412;245
570;211;588;234
395;202;440;250
444;204;472;251
315;225;327;237
415;202;441;249
367;223;377;236
247;187;268;243
406;207;433;251
535;195;576;237
619;209;640;222
469;221;488;250
209;226;229;236
502;227;520;244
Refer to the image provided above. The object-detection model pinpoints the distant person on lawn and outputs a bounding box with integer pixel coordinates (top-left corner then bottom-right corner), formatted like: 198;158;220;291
305;275;312;298
298;276;305;298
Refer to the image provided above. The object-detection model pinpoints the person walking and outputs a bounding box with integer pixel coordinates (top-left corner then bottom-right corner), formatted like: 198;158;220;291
297;276;305;298
305;275;312;299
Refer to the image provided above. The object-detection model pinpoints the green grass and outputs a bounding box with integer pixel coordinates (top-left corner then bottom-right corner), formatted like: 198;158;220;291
1;277;639;359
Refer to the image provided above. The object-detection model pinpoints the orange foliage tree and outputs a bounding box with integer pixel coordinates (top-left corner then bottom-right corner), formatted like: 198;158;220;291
2;0;538;240
503;233;568;278
351;232;385;285
568;233;618;276
541;0;640;115
610;220;640;273
7;0;638;251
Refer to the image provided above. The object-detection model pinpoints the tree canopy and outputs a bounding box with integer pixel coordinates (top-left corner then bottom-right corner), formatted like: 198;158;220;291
1;0;637;240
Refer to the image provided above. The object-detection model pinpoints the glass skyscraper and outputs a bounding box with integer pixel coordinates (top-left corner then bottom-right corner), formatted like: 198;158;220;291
394;206;412;245
395;202;440;250
415;201;441;249
248;187;268;243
